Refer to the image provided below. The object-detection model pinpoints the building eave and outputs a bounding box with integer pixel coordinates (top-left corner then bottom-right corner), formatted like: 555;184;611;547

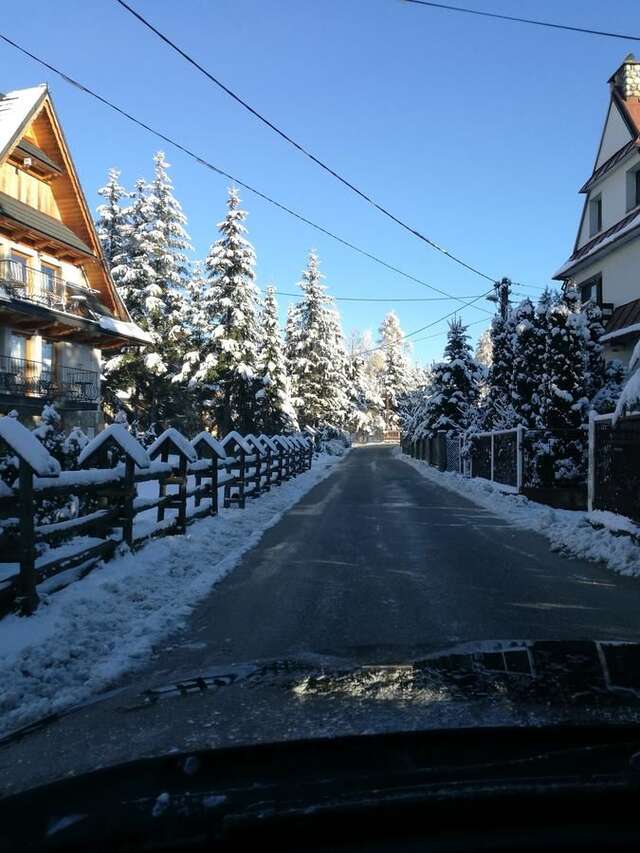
554;210;640;280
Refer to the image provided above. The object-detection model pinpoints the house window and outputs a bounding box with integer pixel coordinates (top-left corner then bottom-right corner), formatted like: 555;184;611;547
579;274;603;306
589;196;602;236
9;333;26;361
9;250;30;285
41;340;54;379
628;166;640;211
40;263;59;293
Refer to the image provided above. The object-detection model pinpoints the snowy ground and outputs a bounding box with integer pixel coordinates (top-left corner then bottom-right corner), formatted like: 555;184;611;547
397;449;640;579
0;452;346;737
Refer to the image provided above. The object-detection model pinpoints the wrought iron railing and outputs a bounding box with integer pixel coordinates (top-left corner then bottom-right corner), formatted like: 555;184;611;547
0;259;108;321
0;355;99;403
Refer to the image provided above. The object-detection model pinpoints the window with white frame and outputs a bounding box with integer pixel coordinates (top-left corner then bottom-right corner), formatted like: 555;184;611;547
626;165;640;212
589;195;603;236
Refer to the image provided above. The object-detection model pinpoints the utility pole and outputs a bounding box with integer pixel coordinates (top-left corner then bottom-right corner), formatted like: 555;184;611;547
487;277;512;320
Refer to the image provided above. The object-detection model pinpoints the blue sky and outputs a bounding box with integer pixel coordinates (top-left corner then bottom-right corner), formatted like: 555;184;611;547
1;0;637;364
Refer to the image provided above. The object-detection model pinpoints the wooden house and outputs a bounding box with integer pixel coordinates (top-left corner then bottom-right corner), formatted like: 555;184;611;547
0;84;149;433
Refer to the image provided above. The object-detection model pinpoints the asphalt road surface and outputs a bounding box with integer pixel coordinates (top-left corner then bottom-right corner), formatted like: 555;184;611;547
126;443;640;681
4;444;640;794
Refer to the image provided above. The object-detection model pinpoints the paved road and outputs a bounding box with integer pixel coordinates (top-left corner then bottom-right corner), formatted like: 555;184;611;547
121;444;640;686
5;444;640;795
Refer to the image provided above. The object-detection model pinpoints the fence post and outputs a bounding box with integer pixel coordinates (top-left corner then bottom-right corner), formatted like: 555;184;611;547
516;425;525;493
237;447;246;508
459;435;463;475
18;460;38;615
490;432;495;482
210;457;219;516
177;454;188;532
122;456;135;547
587;411;596;513
157;449;169;523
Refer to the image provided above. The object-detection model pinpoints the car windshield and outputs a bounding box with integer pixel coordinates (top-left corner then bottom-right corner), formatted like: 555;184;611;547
1;0;640;804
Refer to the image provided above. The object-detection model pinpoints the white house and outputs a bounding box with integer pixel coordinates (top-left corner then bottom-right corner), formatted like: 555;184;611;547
0;84;150;434
554;54;640;365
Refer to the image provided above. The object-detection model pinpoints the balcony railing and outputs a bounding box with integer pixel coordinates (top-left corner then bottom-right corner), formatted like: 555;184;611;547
0;259;109;321
0;356;99;403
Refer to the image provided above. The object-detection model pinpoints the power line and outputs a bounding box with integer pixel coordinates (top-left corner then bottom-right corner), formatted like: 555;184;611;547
0;31;493;317
402;0;640;42
114;0;496;283
274;290;486;303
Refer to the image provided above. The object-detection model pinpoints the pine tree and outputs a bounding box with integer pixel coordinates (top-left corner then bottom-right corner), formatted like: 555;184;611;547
538;287;588;483
378;311;410;429
96;168;129;270
583;300;606;404
185;187;261;434
474;328;493;367
286;252;347;429
592;359;625;414
256;286;298;433
510;298;543;428
485;279;516;428
417;319;480;437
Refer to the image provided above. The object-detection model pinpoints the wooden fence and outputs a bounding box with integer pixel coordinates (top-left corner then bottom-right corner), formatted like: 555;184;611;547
0;422;313;617
589;412;640;523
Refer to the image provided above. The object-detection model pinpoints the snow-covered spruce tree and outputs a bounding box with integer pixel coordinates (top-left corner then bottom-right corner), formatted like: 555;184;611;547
183;187;261;435
96;168;130;271
484;281;517;429
510;298;543;428
326;307;353;428
474;328;493;368
286;252;348;429
417;319;480;437
378;311;411;429
582;299;606;405
255;286;298;433
592;359;625;414
538;287;589;484
102;155;195;431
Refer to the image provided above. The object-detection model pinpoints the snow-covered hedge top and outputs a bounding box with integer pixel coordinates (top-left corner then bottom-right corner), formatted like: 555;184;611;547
78;424;150;469
0;416;61;477
220;431;253;454
258;434;279;452
191;431;227;460
148;428;197;462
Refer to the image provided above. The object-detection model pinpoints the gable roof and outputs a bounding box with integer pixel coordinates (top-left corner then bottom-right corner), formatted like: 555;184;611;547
0;85;146;346
554;208;640;279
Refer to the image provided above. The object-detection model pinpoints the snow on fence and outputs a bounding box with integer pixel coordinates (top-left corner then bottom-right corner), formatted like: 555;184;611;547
589;412;640;523
0;425;313;617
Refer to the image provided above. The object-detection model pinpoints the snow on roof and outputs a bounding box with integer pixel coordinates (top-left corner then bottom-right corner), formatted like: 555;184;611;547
78;424;150;469
0;85;47;163
148;428;197;462
98;316;153;345
192;431;227;460
554;209;640;278
601;321;640;343
0;416;60;477
258;434;279;452
220;431;253;454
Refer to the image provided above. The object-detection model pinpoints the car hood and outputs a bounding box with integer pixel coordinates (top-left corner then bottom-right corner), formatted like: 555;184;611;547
3;638;640;796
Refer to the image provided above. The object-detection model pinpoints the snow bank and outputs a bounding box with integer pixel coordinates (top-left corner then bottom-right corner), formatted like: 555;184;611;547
0;452;345;736
397;449;640;578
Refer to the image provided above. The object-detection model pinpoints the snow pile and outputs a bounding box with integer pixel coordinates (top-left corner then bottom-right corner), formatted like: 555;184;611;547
0;452;345;736
398;449;640;578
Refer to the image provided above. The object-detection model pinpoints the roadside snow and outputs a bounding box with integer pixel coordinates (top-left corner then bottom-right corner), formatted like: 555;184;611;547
397;449;640;578
0;452;345;736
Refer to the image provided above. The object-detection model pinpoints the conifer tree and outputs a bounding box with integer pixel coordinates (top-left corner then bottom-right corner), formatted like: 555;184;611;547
378;311;410;429
256;287;298;433
583;300;607;404
96;168;129;270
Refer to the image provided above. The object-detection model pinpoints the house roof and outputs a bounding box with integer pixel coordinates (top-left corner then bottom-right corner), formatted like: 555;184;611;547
0;84;147;347
580;139;639;194
554;208;640;279
0;85;47;163
601;297;640;342
0;190;93;256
